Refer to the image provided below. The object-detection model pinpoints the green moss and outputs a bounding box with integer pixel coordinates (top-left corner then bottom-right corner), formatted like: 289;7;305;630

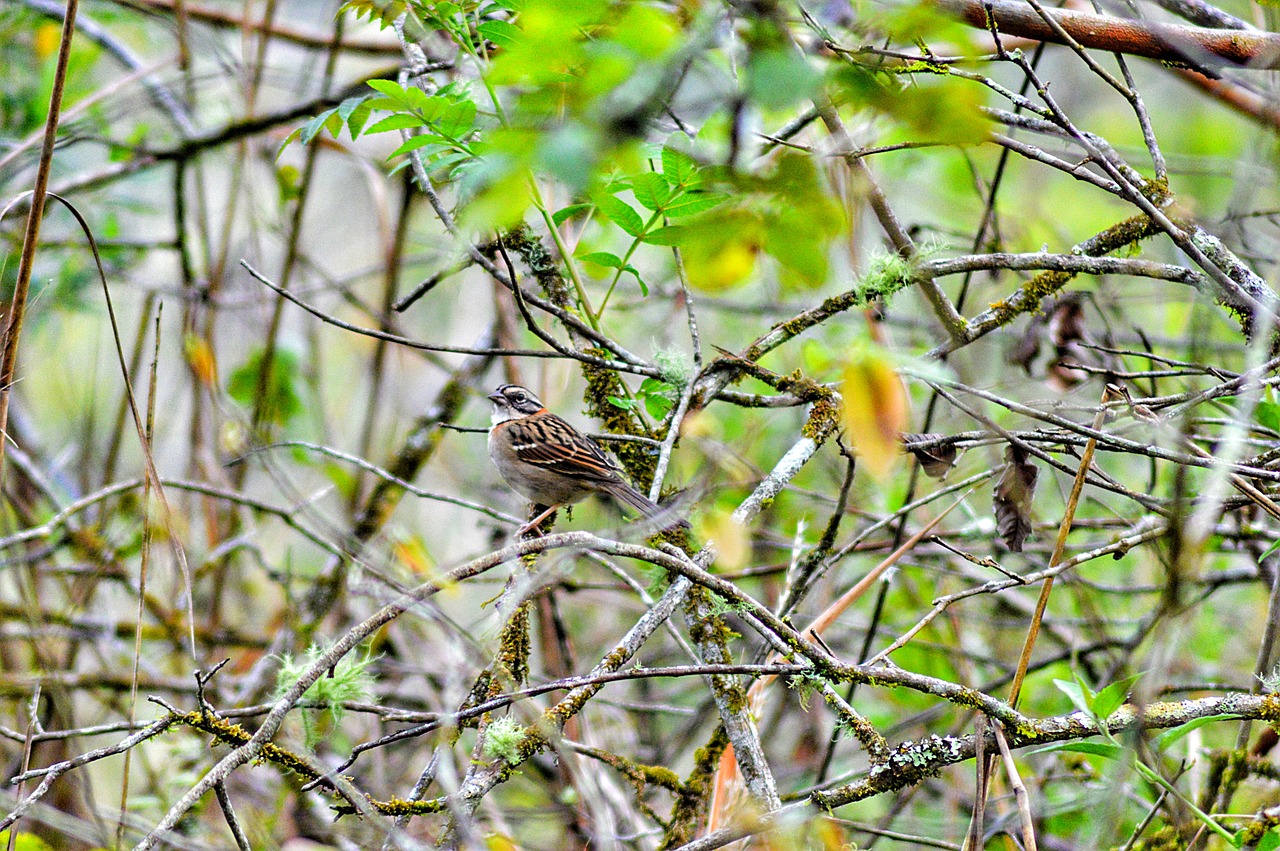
483;716;526;764
682;586;740;647
361;797;448;816
1129;824;1182;851
580;350;656;482
493;601;532;693
173;711;320;785
743;288;865;361
682;587;749;717
663;726;728;848
801;397;840;442
503;226;573;306
885;60;952;76
986;214;1163;327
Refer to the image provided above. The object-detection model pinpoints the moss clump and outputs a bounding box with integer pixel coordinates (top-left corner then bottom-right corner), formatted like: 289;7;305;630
482;716;526;764
802;397;840;442
273;644;379;747
503;226;573;306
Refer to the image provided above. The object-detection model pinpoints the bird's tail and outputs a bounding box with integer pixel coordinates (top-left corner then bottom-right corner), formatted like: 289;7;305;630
607;482;690;530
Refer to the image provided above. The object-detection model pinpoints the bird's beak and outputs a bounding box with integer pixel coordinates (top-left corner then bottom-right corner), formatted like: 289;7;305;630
487;392;505;404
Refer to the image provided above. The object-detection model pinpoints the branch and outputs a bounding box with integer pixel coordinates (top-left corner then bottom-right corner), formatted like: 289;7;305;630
935;0;1280;70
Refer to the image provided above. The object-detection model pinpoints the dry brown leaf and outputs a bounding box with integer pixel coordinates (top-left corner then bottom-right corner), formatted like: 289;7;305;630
901;432;957;479
1046;356;1089;392
1009;315;1044;374
993;444;1038;552
1048;294;1086;347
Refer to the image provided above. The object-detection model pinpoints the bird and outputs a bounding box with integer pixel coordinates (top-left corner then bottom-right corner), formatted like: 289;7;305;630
487;383;686;533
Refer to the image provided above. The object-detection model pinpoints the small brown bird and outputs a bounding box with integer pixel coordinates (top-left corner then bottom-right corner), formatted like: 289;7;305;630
487;384;684;532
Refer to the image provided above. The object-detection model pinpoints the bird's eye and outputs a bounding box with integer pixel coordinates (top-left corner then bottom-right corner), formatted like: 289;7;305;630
514;392;526;402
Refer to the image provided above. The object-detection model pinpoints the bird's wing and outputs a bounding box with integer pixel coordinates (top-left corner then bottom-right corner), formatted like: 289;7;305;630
505;414;622;484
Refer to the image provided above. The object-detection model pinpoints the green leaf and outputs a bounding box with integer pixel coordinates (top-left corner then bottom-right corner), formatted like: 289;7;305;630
1258;400;1280;434
640;377;674;397
300;107;339;144
367;78;410;106
345;100;374;138
579;252;645;293
606;395;636;410
276;164;301;203
1030;741;1125;760
406;88;442;118
578;251;626;269
663;192;727;218
1258;826;1280;851
361;95;402;112
386;134;449;159
1093;672;1143;720
365;113;428;134
227;348;304;428
661;145;700;188
596;195;645;237
437;99;477;138
1053;677;1095;716
0;831;57;851
553;203;592;226
336;95;367;125
644;393;673;419
427;151;473;176
631;172;671;211
1154;714;1238;751
341;0;406;29
747;49;820;110
763;220;828;285
478;19;521;47
642;225;689;246
276;126;303;159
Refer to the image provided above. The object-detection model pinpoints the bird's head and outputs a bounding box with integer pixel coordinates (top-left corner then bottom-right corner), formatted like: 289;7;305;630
488;384;544;425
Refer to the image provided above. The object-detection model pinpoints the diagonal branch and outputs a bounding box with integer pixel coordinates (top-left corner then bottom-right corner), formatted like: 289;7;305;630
936;0;1280;69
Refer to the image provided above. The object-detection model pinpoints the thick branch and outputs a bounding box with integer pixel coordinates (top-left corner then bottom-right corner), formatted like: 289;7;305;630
935;0;1280;69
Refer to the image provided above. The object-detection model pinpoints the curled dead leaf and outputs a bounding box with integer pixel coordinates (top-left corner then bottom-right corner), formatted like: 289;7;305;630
1048;294;1086;348
1046;356;1089;393
993;444;1038;552
1009;315;1045;374
901;432;957;479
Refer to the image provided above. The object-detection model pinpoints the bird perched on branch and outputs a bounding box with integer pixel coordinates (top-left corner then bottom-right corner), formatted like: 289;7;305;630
487;384;686;533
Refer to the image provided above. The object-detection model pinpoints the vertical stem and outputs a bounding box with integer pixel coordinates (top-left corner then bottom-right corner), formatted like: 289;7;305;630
1007;393;1110;707
0;0;80;484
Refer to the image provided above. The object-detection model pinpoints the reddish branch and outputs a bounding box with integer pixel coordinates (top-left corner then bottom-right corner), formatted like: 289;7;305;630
936;0;1280;69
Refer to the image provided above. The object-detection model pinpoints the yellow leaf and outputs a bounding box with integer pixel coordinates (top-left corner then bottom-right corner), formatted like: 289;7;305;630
485;834;520;851
683;239;759;292
34;23;60;61
183;334;218;388
392;533;435;575
810;817;849;850
697;508;751;571
841;348;909;481
679;408;717;439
